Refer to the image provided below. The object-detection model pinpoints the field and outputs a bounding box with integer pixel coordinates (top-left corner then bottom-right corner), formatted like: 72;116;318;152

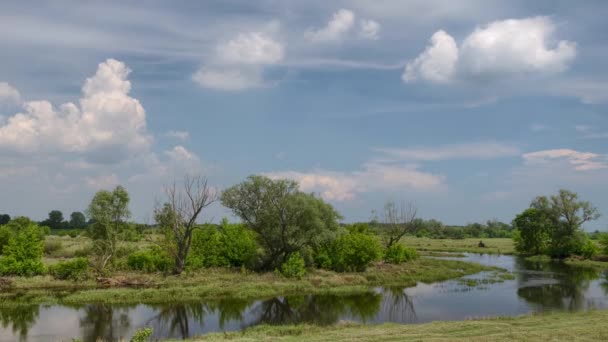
401;237;515;255
194;309;608;341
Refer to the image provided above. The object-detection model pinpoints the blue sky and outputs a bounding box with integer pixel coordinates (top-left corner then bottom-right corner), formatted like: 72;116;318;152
0;0;607;229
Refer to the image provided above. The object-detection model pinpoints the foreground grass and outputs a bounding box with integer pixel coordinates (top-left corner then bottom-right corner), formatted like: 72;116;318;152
0;258;497;305
401;237;515;255
193;310;608;342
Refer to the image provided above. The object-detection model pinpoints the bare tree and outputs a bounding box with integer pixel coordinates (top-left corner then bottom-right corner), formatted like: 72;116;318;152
382;200;418;248
155;174;217;275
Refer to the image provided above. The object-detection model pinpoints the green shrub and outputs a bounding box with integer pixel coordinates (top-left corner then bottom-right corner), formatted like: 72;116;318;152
130;327;153;342
0;227;45;276
280;252;306;278
384;244;418;264
313;249;332;269
579;240;598;259
67;230;80;238
50;258;89;281
219;220;257;267
0;226;11;254
127;247;172;273
188;226;228;269
599;233;608;255
120;225;142;242
44;240;63;256
329;232;382;272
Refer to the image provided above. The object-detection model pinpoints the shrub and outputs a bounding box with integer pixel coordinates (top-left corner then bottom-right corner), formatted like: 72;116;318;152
579;240;598;259
130;327;153;342
67;230;80;238
44;240;63;256
280;252;306;278
384;244;418;264
0;226;11;254
599;233;608;255
120;225;142;242
329;232;382;272
127;247;172;273
0;227;45;276
219;220;257;267
50;258;89;281
188;226;228;269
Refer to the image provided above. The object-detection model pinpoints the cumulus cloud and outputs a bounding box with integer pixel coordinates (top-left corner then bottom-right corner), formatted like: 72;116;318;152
193;29;284;91
523;149;607;171
0;82;20;103
85;173;119;189
403;30;458;83
404;17;576;83
375;142;520;161
359;19;381;40
266;162;445;201
165;145;198;162
0;59;151;163
306;9;355;42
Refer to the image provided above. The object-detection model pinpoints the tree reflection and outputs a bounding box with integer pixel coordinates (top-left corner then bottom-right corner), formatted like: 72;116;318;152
515;258;599;311
0;304;40;341
382;287;416;322
79;304;132;342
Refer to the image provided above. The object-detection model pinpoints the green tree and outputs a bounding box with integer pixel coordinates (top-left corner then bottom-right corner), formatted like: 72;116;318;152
69;211;87;229
513;208;552;255
86;186;131;272
0;214;10;225
0;224;45;276
221;175;341;270
155;174;216;275
43;210;65;230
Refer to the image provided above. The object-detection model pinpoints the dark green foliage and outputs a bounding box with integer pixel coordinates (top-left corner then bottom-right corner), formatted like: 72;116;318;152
513;208;552;255
0;225;45;276
218;219;257;267
127;247;172;273
69;211;87;229
326;231;382;272
50;258;89;281
0;226;10;254
188;226;228;269
579;240;598;259
599;233;608;255
0;214;9;225
42;210;66;230
383;244;418;264
221;175;341;271
280;252;306;278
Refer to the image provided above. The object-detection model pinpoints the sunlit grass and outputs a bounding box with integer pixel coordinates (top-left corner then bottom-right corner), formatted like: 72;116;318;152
401;237;515;255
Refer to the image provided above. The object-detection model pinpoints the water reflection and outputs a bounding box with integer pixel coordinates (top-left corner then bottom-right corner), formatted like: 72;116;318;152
1;254;608;341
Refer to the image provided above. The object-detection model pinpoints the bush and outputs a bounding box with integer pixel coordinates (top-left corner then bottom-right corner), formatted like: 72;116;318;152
384;244;418;264
0;227;45;276
120;225;142;242
219;220;258;267
127;247;172;273
579;240;598;259
329;232;382;272
280;252;306;278
599;233;608;255
50;258;89;281
188;226;228;269
0;226;11;254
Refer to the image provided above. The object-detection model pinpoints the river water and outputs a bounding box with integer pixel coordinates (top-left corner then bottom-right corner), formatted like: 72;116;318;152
1;254;607;341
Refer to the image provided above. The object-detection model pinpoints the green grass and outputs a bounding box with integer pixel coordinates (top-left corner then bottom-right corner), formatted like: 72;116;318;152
0;258;498;305
192;309;608;341
401;237;515;255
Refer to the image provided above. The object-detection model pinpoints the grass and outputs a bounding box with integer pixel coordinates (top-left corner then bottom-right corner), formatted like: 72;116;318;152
401;237;515;255
525;255;608;270
0;258;499;305
192;309;608;341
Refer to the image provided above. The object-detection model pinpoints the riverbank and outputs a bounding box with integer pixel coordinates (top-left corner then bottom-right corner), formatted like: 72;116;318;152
525;255;608;269
193;309;608;341
401;237;515;255
0;258;498;305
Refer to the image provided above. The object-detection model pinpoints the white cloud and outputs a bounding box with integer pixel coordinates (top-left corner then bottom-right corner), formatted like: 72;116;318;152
523;149;607;171
0;59;151;163
193;66;264;91
305;9;355;42
165;145;198;162
0;82;20;103
359;19;380;40
375;142;520;161
85;173;119;189
403;30;459;83
404;17;576;83
165;130;189;141
194;28;283;91
217;31;284;65
266;161;445;201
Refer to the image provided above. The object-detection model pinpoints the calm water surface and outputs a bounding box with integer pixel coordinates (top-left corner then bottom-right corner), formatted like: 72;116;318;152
1;254;607;341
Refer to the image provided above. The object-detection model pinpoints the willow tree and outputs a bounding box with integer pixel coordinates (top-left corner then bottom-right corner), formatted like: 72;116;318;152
155;174;217;275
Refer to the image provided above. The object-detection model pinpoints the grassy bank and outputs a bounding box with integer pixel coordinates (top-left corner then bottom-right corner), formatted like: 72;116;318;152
0;258;497;305
525;255;608;269
194;309;608;341
401;237;515;255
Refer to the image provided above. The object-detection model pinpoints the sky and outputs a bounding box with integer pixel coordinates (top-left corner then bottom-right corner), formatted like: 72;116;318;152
0;0;607;230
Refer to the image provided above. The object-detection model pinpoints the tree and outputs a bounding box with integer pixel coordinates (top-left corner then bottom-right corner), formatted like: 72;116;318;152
43;210;65;230
155;174;216;275
86;186;131;272
514;189;600;258
381;200;418;248
0;214;10;226
69;211;87;229
0;224;45;276
512;208;552;255
221;175;341;270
